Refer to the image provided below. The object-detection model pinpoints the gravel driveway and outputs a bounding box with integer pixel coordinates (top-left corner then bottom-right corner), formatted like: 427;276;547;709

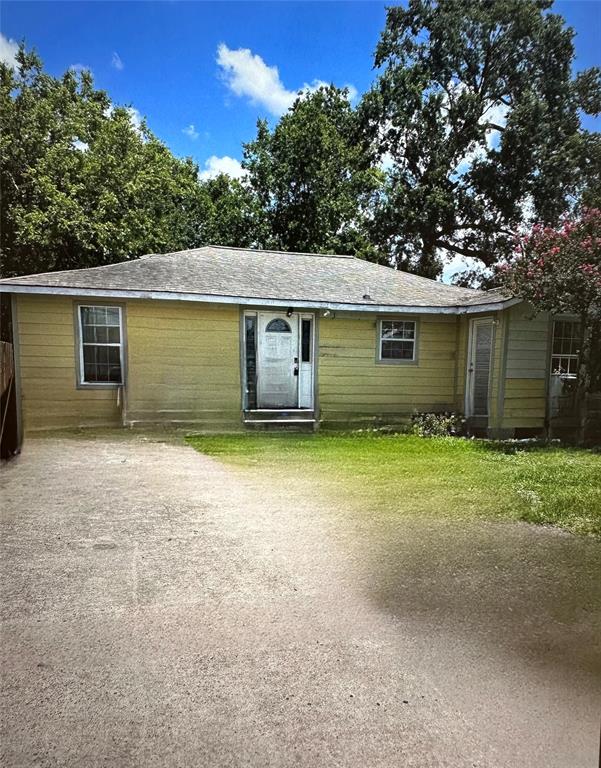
1;434;600;768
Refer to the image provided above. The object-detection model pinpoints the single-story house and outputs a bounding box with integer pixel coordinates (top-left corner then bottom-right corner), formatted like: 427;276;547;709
0;245;578;439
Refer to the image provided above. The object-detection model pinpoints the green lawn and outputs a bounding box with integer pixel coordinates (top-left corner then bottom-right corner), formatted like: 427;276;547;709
186;433;601;538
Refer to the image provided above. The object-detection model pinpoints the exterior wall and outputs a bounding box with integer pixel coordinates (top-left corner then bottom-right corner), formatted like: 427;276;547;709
317;313;459;428
125;299;241;429
13;292;552;436
14;295;242;433
500;303;551;433
15;294;121;432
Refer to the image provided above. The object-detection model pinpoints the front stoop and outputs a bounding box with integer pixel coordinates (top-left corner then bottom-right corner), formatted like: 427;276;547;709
243;409;316;432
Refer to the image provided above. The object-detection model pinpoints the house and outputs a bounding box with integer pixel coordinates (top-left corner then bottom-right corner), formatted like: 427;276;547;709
0;245;577;439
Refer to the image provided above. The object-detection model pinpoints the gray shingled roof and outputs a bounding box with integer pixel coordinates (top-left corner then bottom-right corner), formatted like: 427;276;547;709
0;245;512;311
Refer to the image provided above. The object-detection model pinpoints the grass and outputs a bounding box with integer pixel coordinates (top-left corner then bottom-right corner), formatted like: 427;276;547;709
186;433;601;538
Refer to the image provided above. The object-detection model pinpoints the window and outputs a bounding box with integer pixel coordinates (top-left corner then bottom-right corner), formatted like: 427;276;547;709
244;314;257;410
551;319;580;377
301;318;312;363
379;319;416;362
78;305;123;385
265;318;291;333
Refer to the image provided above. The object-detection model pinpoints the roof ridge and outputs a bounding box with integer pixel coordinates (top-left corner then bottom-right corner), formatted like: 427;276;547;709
204;244;355;259
358;258;485;295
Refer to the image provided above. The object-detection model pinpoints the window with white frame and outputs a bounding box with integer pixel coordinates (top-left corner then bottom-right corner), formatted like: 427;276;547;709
551;319;580;377
379;319;416;361
78;305;123;384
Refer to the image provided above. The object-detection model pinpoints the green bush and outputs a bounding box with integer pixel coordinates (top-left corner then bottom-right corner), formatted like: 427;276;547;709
411;411;465;438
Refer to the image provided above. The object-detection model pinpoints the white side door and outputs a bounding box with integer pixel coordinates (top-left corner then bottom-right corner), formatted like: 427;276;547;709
257;313;299;408
466;318;494;417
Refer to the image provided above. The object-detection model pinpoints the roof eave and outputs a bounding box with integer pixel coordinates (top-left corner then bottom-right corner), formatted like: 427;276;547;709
0;283;519;314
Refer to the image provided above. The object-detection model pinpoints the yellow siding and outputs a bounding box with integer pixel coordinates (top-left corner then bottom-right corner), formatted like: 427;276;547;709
15;295;242;433
502;378;547;428
500;302;550;432
16;295;121;431
455;316;469;410
14;292;549;435
125;300;241;429
318;313;458;427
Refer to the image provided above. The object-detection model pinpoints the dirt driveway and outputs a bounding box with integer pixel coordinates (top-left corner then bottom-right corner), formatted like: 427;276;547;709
1;434;600;768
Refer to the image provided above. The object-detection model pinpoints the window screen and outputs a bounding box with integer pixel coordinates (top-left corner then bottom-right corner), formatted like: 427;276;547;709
79;306;123;384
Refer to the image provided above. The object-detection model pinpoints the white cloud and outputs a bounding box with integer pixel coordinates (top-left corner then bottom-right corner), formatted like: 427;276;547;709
0;33;19;69
126;106;143;133
441;253;491;285
104;104;145;136
111;51;124;71
216;43;356;117
69;63;93;75
72;139;89;152
198;155;247;181
183;123;199;140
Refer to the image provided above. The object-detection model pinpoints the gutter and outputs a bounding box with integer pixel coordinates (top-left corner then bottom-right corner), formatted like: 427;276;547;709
0;283;521;315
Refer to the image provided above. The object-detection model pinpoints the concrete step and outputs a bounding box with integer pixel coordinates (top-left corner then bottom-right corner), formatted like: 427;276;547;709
244;418;316;433
244;409;315;422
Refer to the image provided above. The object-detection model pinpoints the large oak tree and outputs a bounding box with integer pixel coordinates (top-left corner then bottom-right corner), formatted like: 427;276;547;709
360;0;601;280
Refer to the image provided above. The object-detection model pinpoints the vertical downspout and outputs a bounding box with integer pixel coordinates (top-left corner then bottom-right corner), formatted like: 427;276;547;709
10;294;23;449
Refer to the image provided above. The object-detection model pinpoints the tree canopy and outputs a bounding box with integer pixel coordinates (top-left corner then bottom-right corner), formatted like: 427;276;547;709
2;3;600;287
243;85;382;257
359;0;601;279
1;47;206;276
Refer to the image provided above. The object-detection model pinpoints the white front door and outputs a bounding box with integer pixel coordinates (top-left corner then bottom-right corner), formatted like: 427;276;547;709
257;313;299;408
466;317;494;417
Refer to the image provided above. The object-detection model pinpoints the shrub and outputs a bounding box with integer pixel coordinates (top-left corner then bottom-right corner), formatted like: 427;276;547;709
411;411;465;438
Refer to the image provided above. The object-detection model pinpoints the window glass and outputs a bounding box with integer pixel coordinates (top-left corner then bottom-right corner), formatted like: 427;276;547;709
380;320;416;361
265;318;291;333
301;319;312;363
79;306;123;384
245;315;257;410
551;320;580;377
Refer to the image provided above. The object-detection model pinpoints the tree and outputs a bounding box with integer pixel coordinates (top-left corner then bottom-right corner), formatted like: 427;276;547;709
360;0;601;279
194;174;268;248
0;46;203;277
243;85;382;257
500;209;601;393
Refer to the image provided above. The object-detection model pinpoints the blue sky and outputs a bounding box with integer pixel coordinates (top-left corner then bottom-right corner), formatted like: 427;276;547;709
2;0;599;180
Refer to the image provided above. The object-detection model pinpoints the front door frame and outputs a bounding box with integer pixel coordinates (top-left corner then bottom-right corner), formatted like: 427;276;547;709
242;308;315;411
465;316;494;418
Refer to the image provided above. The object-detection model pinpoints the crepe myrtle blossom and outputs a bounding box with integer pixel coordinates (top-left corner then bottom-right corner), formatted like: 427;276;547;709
498;209;601;316
498;209;601;392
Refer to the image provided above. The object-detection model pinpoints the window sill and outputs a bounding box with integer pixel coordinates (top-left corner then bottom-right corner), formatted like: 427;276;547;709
376;358;418;366
76;381;123;390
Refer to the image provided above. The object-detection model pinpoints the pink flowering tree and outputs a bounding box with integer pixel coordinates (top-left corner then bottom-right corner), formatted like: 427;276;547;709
499;209;601;393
